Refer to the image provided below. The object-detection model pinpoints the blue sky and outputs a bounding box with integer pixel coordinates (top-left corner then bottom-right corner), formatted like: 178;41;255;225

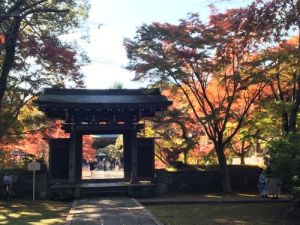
82;0;253;89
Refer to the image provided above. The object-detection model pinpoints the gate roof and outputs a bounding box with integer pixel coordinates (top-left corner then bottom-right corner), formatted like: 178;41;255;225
36;88;172;124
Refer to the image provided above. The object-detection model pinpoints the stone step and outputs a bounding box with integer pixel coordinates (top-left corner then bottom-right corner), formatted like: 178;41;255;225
80;186;128;198
49;182;157;199
80;190;128;198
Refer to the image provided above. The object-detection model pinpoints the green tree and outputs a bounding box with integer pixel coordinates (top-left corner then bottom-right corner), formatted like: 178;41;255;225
152;106;200;165
110;81;124;89
0;0;90;140
115;135;123;151
266;134;300;189
98;144;122;160
245;0;300;133
250;37;300;134
228;128;254;165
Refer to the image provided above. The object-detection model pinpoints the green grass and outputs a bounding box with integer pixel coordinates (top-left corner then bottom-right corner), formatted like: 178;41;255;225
147;203;296;225
0;200;70;225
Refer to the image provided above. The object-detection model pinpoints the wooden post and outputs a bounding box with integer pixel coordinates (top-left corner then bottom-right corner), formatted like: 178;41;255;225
75;134;83;181
123;132;131;181
28;160;40;202
69;127;76;182
131;129;138;184
32;170;35;201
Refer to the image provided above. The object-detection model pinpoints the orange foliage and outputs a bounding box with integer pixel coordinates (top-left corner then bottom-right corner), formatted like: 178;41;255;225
0;34;4;45
0;121;67;158
47;120;69;139
155;159;166;169
258;35;299;100
12;133;46;157
82;135;96;161
1;121;96;163
161;87;215;163
188;143;214;161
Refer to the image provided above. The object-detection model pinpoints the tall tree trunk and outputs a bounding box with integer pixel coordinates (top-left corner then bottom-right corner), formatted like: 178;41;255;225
0;17;22;111
290;27;300;133
255;138;260;153
282;112;290;134
183;151;188;164
240;153;245;165
289;102;299;133
289;74;300;133
216;143;232;193
240;141;245;165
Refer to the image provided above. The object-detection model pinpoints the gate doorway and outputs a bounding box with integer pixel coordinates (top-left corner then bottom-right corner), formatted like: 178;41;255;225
82;134;124;180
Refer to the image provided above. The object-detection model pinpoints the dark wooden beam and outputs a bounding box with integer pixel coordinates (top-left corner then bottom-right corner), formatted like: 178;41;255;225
39;107;157;122
62;123;144;134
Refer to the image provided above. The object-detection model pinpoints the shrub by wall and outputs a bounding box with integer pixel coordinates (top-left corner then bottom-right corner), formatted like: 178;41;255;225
228;165;261;192
156;165;261;193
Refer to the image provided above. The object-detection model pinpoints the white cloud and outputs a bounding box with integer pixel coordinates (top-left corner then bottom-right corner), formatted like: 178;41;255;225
82;22;141;89
83;61;144;89
81;0;253;89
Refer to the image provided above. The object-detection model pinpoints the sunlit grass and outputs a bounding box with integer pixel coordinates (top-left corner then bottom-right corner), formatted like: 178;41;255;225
203;194;223;199
165;167;178;172
151;192;291;201
237;193;257;197
147;203;296;225
0;200;70;225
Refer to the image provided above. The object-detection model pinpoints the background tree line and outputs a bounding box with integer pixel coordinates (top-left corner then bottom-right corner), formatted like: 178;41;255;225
124;0;300;192
0;0;90;166
0;0;299;195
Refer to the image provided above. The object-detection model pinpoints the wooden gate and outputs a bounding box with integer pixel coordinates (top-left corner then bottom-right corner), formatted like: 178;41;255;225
49;138;69;179
137;138;155;181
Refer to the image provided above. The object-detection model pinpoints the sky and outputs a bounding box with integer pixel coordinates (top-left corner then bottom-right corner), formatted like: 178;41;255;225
81;0;253;89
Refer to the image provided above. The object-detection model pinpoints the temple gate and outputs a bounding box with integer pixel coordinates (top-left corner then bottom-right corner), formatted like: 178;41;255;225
36;88;171;185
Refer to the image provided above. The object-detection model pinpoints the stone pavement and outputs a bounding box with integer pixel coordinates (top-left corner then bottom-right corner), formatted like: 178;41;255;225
65;198;163;225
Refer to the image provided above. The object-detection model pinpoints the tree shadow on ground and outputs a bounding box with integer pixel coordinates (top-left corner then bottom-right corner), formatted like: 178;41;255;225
0;200;69;225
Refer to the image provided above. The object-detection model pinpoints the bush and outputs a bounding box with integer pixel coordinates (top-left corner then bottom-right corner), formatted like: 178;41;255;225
49;189;74;201
292;176;300;207
266;134;300;215
156;165;261;193
168;161;198;170
265;134;300;190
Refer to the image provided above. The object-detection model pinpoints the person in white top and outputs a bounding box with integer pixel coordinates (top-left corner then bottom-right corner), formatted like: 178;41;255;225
258;169;268;198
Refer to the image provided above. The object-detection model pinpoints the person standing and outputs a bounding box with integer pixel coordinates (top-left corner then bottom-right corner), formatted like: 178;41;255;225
267;176;281;199
89;161;95;179
3;173;13;196
258;169;268;198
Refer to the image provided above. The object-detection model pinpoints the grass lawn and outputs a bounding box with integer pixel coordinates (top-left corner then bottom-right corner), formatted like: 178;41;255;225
0;200;70;225
147;203;296;225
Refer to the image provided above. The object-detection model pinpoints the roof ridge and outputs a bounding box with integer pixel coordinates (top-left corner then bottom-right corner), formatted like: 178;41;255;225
43;88;161;96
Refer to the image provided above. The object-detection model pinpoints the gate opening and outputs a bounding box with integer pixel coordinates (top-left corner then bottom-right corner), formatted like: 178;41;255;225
82;134;124;180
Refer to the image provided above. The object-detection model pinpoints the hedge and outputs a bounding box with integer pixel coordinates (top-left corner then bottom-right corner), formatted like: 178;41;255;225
155;165;261;193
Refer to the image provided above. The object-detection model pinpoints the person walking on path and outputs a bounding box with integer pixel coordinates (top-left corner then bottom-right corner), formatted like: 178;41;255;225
258;169;268;198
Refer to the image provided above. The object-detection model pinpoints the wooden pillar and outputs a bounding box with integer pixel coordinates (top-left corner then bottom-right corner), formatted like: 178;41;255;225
69;127;76;182
75;134;83;181
123;132;131;181
131;129;138;184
